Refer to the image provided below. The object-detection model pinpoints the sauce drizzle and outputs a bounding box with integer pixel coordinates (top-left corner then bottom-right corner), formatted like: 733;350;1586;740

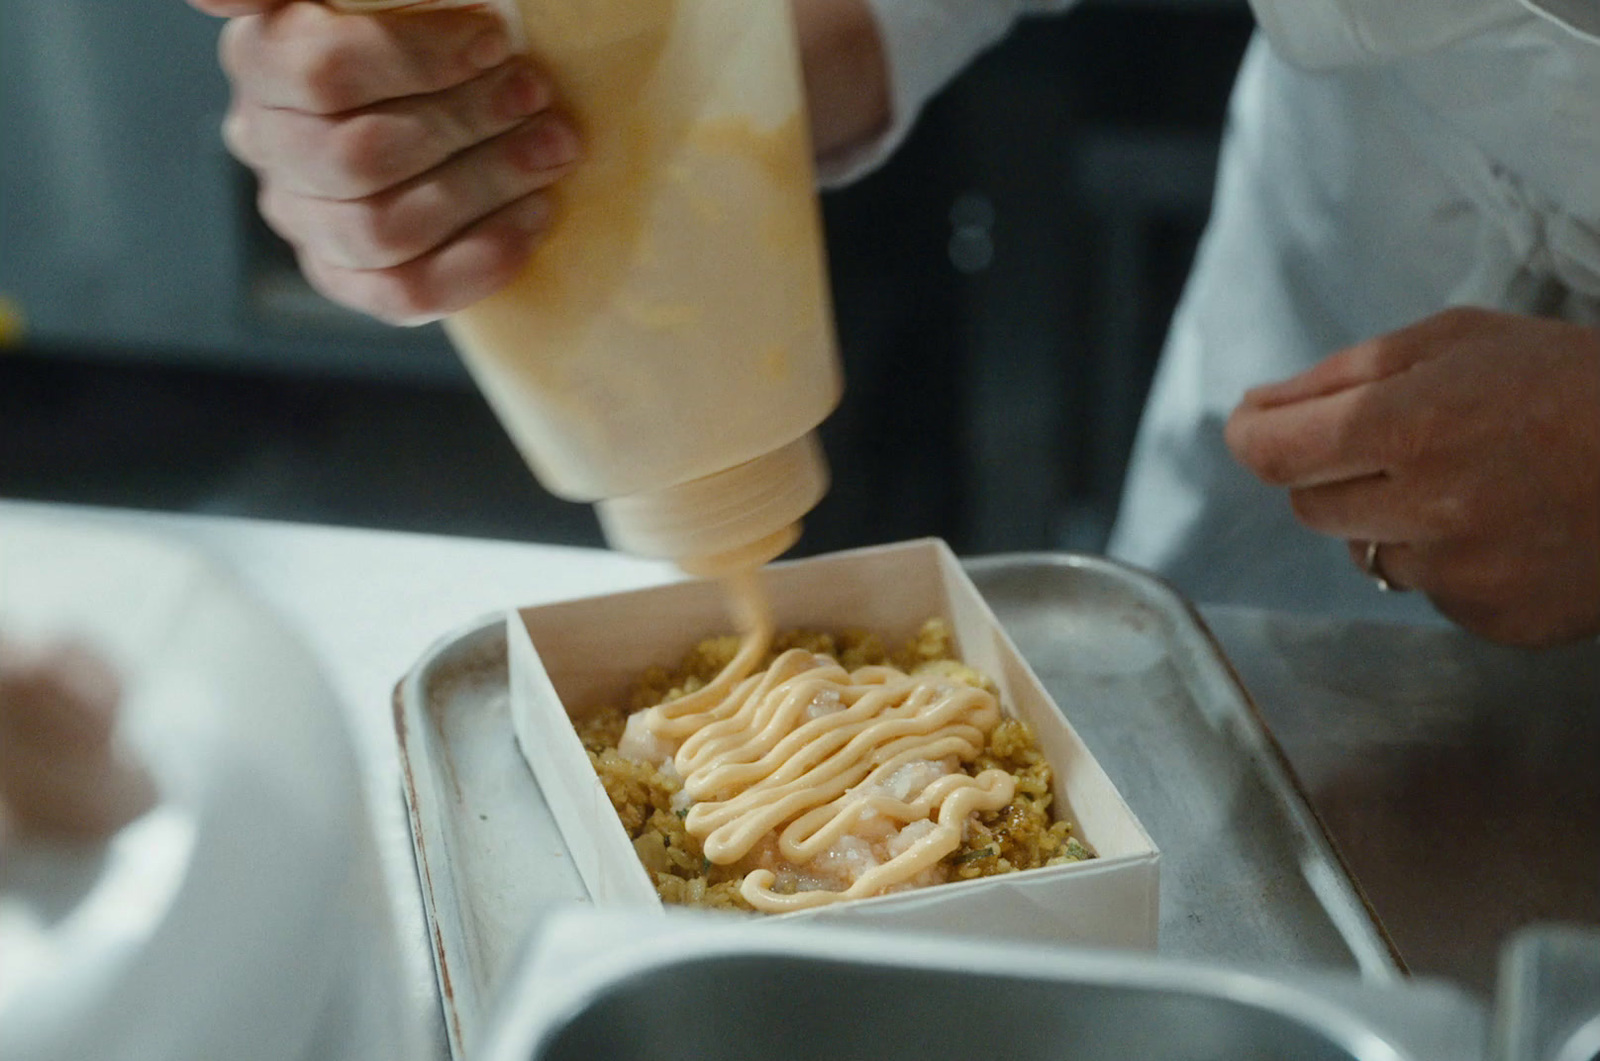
632;587;1016;912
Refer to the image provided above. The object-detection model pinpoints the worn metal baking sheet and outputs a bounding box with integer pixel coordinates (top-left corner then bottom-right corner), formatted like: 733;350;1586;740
963;555;1401;975
1199;604;1600;995
394;554;1402;1061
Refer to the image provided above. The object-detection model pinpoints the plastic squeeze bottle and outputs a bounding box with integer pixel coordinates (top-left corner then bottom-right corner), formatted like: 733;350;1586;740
329;0;842;577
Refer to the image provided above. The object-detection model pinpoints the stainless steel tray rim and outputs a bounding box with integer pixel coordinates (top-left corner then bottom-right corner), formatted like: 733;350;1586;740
393;608;513;1061
399;611;507;694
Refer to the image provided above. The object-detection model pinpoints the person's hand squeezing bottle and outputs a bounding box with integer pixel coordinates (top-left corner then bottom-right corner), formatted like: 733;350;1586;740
191;0;580;323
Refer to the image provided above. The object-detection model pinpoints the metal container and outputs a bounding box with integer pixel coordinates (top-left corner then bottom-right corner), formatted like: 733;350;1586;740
477;913;1482;1061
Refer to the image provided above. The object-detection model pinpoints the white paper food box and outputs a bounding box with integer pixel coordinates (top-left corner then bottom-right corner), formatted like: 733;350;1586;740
508;538;1159;949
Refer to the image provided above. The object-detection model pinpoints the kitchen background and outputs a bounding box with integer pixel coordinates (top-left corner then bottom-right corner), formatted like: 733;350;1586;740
0;0;1254;559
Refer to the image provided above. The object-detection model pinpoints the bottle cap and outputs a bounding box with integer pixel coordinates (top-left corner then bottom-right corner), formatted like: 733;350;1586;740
595;432;829;574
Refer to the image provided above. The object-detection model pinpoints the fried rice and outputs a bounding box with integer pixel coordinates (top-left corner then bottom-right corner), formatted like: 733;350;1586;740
575;618;1093;912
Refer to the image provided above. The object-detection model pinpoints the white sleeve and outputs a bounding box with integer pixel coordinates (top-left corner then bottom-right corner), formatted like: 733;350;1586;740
816;0;1079;185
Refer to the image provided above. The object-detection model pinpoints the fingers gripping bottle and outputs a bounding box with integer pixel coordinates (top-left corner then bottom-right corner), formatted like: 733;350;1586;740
330;0;842;576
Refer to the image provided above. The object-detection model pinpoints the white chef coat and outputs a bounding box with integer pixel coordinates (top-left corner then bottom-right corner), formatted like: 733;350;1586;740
849;0;1600;624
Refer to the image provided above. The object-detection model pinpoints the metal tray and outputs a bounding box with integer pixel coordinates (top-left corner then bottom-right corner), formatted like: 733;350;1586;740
394;554;1403;1061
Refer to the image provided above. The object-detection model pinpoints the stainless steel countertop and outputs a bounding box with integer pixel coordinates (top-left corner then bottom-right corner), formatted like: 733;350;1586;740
1202;606;1599;994
3;500;1594;1052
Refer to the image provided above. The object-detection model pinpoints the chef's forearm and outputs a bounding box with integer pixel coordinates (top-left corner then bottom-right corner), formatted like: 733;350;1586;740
794;0;891;163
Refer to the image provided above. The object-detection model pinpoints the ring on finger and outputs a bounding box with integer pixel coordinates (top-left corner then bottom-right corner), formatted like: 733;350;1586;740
1362;540;1400;593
